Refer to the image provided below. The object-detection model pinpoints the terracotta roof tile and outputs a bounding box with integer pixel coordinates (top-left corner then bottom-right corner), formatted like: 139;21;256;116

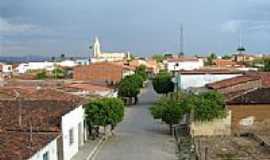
246;72;270;87
227;88;270;104
0;131;58;160
207;75;260;90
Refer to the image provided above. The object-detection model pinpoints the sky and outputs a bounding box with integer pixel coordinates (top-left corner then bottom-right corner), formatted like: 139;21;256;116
0;0;270;57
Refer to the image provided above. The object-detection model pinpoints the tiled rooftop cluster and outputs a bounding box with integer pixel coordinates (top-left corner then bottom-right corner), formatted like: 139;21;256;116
0;87;85;160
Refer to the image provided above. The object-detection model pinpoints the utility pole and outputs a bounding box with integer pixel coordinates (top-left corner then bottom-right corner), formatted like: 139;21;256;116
179;24;184;56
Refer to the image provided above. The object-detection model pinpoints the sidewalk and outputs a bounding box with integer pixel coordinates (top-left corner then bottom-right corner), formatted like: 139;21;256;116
71;137;106;160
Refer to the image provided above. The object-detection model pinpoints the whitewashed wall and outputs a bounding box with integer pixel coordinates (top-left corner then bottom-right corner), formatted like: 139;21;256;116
178;74;242;89
166;60;204;71
29;138;58;160
61;105;85;160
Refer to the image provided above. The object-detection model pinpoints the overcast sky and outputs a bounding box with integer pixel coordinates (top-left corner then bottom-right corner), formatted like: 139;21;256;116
0;0;270;57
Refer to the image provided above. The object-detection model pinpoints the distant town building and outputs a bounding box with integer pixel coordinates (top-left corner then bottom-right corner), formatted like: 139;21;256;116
0;63;12;73
232;53;256;64
74;62;134;84
15;62;55;73
164;56;204;72
90;37;128;63
174;69;242;90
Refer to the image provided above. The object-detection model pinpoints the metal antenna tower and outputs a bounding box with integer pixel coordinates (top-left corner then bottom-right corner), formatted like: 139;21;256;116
179;24;184;56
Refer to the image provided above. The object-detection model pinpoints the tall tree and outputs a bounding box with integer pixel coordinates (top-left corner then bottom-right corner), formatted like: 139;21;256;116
135;65;148;81
205;53;217;66
150;95;183;135
152;71;174;95
118;75;141;104
52;67;66;79
263;57;270;72
85;98;125;138
152;54;165;63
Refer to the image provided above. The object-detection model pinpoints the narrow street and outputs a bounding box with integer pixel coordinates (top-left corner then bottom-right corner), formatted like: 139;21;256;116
94;84;178;160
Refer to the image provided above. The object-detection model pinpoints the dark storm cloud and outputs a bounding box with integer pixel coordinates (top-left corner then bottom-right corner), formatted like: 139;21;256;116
0;0;270;57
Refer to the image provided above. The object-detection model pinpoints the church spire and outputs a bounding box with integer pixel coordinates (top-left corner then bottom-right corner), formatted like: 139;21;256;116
93;37;101;58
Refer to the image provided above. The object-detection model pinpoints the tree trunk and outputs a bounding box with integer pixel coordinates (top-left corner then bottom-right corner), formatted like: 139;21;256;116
169;124;173;136
135;96;138;104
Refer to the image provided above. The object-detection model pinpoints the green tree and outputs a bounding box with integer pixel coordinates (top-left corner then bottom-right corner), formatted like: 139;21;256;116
193;91;227;121
85;98;125;137
52;67;66;79
135;65;148;81
263;57;270;72
36;70;48;79
118;75;141;104
152;71;174;95
205;53;217;66
150;95;183;135
152;54;165;63
222;55;232;60
60;54;65;60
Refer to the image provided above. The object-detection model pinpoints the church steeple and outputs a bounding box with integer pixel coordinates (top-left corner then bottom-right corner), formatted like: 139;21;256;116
93;37;101;58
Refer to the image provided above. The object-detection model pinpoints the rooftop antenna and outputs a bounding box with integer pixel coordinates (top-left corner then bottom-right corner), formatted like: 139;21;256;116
237;28;246;53
14;90;22;127
179;24;184;56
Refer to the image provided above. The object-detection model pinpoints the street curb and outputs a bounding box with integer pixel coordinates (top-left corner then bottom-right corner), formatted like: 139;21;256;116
86;135;109;160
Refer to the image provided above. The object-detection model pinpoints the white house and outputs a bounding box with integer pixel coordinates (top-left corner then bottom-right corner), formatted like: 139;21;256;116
28;137;59;160
0;63;13;73
56;60;78;68
75;59;90;65
173;70;243;90
61;105;86;160
165;57;204;72
15;62;55;73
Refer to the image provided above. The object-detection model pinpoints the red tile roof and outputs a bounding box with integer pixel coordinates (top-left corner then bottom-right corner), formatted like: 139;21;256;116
213;59;243;68
0;87;86;160
64;82;112;92
0;100;81;132
0;87;84;102
178;69;243;75
167;56;199;62
227;88;270;104
246;72;270;88
207;75;260;90
0;131;59;160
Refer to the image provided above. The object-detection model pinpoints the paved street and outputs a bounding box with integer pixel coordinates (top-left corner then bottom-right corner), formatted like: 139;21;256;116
94;84;177;160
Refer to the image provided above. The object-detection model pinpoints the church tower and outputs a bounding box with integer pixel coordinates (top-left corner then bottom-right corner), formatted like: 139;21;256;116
93;37;101;58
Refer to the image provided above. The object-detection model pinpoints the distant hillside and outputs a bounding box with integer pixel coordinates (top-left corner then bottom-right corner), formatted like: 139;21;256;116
0;55;49;63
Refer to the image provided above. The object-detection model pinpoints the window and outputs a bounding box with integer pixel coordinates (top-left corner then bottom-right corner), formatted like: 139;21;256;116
69;128;74;145
43;152;49;160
